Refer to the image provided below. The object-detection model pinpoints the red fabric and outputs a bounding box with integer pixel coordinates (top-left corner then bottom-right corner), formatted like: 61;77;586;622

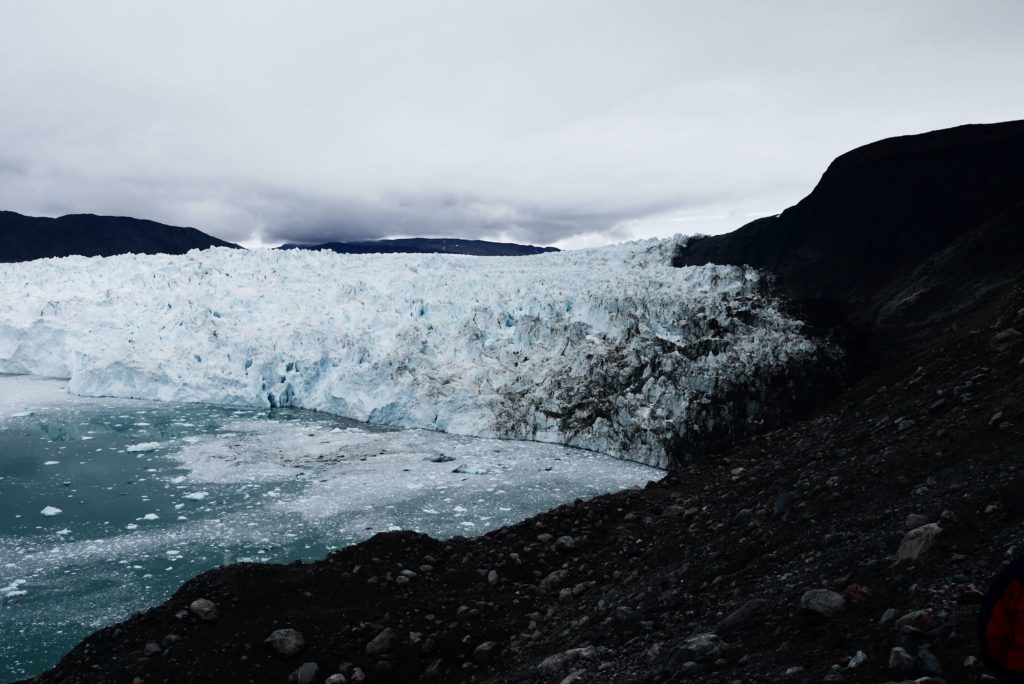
988;578;1024;672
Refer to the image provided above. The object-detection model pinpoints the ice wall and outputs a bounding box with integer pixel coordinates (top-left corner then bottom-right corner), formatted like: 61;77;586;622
0;238;825;467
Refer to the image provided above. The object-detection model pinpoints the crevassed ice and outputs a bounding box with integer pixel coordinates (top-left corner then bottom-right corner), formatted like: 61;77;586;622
0;237;820;467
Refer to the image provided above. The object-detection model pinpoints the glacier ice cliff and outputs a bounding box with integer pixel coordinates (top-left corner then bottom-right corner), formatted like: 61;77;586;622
0;238;831;467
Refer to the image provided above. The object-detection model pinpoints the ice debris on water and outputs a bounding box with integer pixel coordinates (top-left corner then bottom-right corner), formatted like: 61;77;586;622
126;442;161;453
40;506;62;517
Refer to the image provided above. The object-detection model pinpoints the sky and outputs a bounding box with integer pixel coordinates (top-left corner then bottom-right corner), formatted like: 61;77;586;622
0;1;1022;249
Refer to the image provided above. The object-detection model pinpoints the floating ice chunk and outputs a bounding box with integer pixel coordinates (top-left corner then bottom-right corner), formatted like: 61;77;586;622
125;523;138;529
141;513;159;521
56;528;71;535
183;491;209;501
1;579;27;598
452;464;491;475
422;508;440;514
10;411;32;418
43;460;60;465
40;506;63;516
126;442;161;453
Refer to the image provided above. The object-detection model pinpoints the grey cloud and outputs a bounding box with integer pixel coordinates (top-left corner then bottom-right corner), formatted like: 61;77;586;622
0;1;1022;248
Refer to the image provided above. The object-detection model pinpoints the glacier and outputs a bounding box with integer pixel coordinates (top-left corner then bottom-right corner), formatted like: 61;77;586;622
0;238;825;467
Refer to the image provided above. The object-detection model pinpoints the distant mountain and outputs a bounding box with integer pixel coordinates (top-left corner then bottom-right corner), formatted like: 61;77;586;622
279;237;559;256
0;211;240;263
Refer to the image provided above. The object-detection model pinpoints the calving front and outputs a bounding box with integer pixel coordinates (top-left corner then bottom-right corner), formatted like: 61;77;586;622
0;238;824;467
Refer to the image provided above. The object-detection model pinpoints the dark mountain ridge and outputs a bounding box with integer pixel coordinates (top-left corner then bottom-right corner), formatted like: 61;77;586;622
280;238;559;257
675;119;1024;354
0;211;240;262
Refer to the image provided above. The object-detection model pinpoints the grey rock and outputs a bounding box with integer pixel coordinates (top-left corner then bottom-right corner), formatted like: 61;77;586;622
904;513;930;530
188;598;219;622
991;327;1023;352
538;646;597;675
799;589;845;618
289;662;319;684
540;568;569;590
675;633;721;660
878;608;900;626
895;609;935;632
365;627;397;656
714;598;765;635
324;675;348;684
888;646;915;673
896;523;942;562
143;642;161;657
422;658;445;680
915;646;944;677
554;535;576;551
473;640;500;665
487;569;499;585
558;670;587;684
265;628;306;658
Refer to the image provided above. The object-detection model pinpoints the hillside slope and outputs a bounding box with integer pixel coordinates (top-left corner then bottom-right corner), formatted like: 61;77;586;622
0;211;239;262
674;119;1024;348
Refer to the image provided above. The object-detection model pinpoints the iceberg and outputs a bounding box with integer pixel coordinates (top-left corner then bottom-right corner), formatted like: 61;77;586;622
0;237;825;467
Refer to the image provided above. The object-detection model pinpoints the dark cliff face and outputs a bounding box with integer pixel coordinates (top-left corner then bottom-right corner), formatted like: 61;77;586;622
0;211;240;262
280;238;559;257
674;120;1024;348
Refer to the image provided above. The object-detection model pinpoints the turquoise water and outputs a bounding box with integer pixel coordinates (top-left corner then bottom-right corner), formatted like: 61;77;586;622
0;376;659;682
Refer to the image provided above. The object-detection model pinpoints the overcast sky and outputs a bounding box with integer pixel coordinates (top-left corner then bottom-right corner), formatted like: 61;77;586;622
1;1;1022;249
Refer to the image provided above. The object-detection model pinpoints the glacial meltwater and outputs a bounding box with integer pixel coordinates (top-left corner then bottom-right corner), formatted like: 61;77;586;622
0;376;660;681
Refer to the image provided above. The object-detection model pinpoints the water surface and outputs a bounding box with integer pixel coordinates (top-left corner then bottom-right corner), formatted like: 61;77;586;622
0;376;660;681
